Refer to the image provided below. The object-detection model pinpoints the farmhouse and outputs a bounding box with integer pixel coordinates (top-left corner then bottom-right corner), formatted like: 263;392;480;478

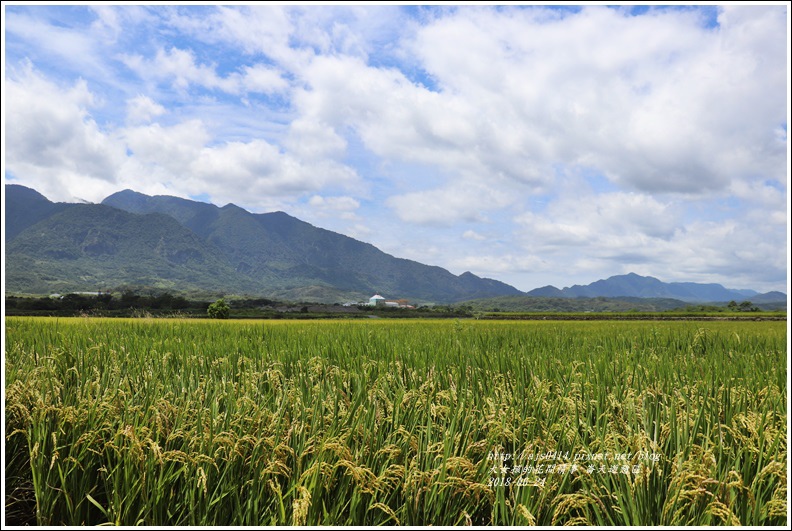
368;294;414;308
368;294;386;306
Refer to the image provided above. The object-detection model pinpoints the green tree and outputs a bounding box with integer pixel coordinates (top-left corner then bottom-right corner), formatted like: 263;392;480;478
207;298;230;319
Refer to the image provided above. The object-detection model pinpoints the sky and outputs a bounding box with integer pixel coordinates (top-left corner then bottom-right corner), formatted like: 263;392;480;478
2;3;789;294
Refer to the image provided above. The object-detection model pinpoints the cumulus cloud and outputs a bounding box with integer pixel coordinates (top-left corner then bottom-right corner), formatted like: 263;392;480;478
516;191;680;245
126;94;166;124
298;195;362;229
5;63;358;206
284;119;348;159
192;140;356;197
5;65;127;199
3;5;786;293
119;120;208;195
239;64;290;94
411;6;784;194
275;5;784;230
294;53;551;181
122;122;359;205
511;188;786;290
164;5;309;68
386;180;513;226
122;47;288;96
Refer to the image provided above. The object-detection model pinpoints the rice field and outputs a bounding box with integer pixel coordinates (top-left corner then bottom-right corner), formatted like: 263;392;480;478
4;317;788;526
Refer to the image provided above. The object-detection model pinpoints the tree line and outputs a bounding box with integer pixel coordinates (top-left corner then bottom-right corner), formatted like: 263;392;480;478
6;291;207;315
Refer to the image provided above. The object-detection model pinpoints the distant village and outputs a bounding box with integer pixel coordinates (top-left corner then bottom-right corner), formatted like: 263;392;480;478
34;290;426;313
365;294;414;309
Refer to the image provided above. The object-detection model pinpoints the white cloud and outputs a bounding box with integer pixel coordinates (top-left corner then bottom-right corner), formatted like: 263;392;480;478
123;124;360;204
126;94;166;124
123;120;209;177
345;223;373;240
89;5;153;42
292;54;557;224
122;47;288;96
164;5;309;68
510;187;786;291
239;64;289;94
728;179;787;212
515;190;680;252
192;140;317;196
292;5;409;60
279;6;784;230
5;63;358;206
450;254;548;275
295;54;549;184
386;180;513;226
5;65;127;200
284;119;347;159
408;6;785;197
308;195;350;208
4;11;111;81
307;195;360;220
3;5;787;294
462;230;486;241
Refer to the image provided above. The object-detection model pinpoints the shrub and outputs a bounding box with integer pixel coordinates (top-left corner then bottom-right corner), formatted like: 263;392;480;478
207;298;230;319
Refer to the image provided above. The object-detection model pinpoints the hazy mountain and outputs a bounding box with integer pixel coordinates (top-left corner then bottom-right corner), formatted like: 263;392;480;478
457;295;690;313
748;291;788;304
6;185;522;302
526;272;785;304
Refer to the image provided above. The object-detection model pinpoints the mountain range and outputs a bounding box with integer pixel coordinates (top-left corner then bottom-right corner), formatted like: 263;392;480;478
5;185;520;302
526;272;786;304
4;184;786;305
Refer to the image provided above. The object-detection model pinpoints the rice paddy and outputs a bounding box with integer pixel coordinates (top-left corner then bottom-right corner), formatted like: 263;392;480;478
4;317;787;525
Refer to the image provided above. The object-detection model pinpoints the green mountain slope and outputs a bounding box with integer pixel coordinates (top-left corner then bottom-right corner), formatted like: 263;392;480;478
5;202;247;296
5;184;70;241
101;188;522;302
6;185;523;302
7;186;784;304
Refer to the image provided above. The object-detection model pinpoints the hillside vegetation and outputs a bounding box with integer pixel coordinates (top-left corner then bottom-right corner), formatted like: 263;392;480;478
5;185;520;303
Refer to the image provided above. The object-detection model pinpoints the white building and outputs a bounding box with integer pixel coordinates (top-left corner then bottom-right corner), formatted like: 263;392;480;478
368;294;386;306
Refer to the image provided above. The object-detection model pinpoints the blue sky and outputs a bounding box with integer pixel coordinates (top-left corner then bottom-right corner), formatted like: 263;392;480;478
3;3;789;293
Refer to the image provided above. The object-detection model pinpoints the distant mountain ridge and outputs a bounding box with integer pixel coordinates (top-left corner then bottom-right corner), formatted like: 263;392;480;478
526;272;786;304
5;185;521;303
5;185;785;305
